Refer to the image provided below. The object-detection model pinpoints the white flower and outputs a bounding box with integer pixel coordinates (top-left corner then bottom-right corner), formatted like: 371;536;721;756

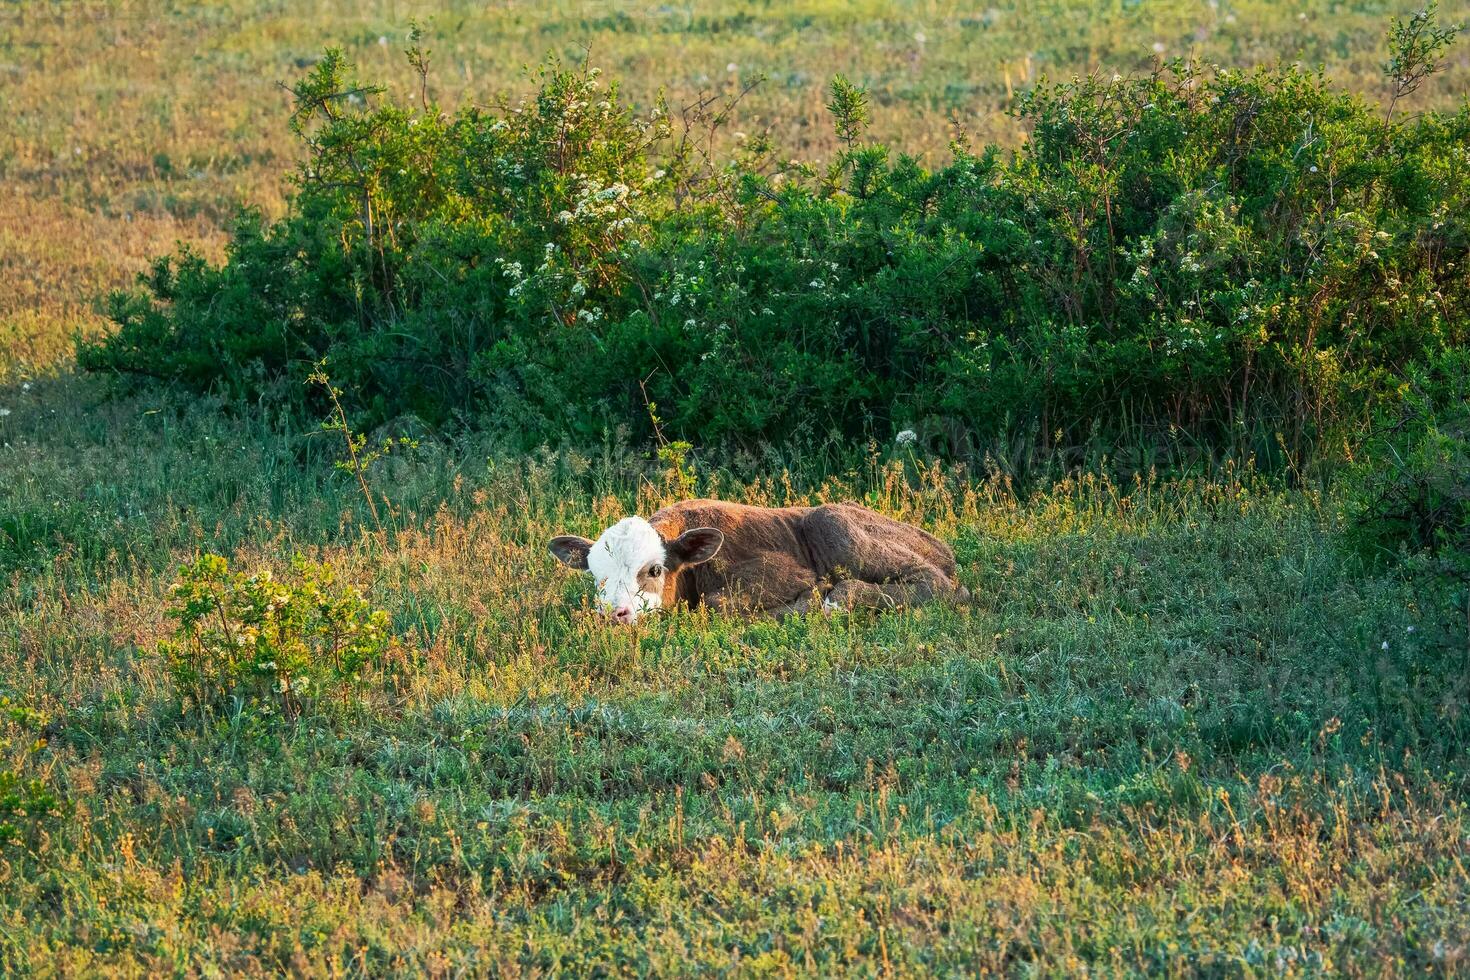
1381;641;1390;650
0;409;10;417
378;35;388;46
895;429;918;446
1152;41;1166;54
21;383;30;391
726;62;739;73
1407;625;1416;633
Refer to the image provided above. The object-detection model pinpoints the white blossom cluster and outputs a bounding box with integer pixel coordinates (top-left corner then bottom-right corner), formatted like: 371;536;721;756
556;174;634;227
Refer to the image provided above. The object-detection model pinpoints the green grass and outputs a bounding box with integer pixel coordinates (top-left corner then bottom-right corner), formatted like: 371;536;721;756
0;380;1466;973
3;0;1470;973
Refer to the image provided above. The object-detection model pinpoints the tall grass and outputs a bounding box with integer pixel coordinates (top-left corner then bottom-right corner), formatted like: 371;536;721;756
0;379;1466;972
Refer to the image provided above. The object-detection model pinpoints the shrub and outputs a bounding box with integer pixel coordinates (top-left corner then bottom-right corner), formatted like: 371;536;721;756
161;553;396;718
1348;348;1470;583
80;13;1468;465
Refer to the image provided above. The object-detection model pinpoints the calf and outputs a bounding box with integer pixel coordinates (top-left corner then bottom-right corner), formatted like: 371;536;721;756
549;498;967;623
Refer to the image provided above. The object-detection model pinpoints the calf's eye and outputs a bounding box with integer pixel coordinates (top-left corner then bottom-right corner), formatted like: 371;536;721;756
649;565;666;577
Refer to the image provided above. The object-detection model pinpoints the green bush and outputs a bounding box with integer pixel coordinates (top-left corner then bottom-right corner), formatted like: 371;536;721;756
1348;348;1470;583
80;15;1468;463
161;553;396;718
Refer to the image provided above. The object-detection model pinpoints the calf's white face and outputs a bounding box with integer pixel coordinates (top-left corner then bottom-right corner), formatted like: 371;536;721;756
586;517;667;622
549;518;723;624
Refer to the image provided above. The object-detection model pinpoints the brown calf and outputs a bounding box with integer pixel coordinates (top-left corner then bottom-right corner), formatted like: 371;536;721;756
549;498;968;623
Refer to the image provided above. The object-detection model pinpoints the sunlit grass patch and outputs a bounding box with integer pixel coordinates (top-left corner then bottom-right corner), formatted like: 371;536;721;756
0;371;1462;970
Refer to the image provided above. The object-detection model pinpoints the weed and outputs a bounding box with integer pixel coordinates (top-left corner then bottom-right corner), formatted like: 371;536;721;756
161;553;395;719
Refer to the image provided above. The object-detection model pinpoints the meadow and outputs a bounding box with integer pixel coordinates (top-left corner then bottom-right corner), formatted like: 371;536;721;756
3;0;1470;974
3;383;1467;973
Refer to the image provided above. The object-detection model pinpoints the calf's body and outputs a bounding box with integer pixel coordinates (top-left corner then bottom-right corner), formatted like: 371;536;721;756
550;499;966;622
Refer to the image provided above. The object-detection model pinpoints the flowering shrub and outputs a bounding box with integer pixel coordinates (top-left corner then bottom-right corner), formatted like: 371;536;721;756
81;15;1469;463
161;554;395;718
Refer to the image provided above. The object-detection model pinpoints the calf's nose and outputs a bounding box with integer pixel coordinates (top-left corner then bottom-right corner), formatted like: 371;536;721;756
612;604;635;624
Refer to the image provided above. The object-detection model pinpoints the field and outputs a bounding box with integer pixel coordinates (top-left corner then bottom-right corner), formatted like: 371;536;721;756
4;0;1470;975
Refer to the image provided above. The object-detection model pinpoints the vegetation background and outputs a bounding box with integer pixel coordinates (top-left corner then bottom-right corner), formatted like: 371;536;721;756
2;1;1469;974
8;0;1470;376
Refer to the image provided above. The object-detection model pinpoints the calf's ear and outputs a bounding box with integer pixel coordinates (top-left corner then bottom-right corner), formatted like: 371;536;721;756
549;535;595;570
667;527;724;568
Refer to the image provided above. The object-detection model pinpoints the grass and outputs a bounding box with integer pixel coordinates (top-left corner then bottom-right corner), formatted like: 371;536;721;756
3;0;1470;973
0;379;1466;973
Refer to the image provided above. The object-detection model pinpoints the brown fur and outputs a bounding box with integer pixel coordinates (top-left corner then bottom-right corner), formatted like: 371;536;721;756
648;499;967;617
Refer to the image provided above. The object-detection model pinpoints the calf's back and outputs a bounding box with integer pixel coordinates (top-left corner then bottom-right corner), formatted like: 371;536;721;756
648;499;956;607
